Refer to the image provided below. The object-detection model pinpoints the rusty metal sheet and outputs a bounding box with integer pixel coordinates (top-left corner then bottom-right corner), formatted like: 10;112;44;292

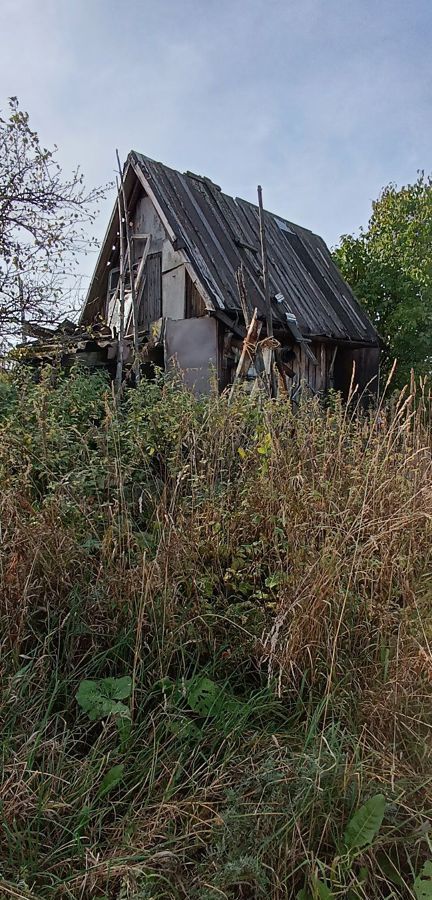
164;316;218;396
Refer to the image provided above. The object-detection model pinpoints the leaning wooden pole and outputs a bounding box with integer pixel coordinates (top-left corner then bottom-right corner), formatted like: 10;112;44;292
257;185;277;396
116;149;140;385
114;178;126;396
236;264;251;329
229;308;262;402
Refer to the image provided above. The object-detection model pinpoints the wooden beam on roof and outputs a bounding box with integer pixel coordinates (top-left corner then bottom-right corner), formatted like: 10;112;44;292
234;237;259;254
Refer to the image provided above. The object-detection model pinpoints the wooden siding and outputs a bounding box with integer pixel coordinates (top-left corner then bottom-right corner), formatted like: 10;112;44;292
185;271;206;318
284;341;334;397
138;253;162;329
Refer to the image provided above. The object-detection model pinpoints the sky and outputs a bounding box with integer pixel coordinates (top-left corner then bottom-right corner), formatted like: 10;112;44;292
1;0;431;288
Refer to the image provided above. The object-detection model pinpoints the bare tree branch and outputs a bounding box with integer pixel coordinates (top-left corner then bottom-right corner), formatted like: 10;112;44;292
0;96;111;345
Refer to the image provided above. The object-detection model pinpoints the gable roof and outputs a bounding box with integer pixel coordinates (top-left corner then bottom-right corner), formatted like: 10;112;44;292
83;152;379;346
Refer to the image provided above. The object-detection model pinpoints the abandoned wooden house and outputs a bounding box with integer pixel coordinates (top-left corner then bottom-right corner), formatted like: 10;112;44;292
75;152;379;398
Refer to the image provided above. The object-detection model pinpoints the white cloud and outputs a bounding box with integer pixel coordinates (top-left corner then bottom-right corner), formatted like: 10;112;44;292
1;0;431;281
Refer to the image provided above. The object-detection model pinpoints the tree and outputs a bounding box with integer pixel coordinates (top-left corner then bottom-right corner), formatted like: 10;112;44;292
0;97;108;345
334;172;432;387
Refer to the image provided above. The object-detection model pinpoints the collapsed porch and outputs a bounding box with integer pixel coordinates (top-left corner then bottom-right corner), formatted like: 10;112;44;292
16;306;379;406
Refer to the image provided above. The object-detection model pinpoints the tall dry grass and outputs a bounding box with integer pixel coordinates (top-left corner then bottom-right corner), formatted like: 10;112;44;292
0;368;431;899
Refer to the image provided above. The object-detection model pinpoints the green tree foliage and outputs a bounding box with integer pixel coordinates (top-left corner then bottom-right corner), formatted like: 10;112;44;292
334;172;432;386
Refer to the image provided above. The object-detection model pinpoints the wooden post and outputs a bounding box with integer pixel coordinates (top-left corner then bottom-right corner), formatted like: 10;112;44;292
114;178;126;396
257;185;277;396
116;150;140;385
229;308;262;401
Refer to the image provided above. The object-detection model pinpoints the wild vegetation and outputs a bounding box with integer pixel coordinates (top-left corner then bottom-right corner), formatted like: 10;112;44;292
0;369;431;899
335;171;432;387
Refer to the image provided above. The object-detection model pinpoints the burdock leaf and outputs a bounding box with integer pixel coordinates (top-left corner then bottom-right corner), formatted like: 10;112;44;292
343;794;386;851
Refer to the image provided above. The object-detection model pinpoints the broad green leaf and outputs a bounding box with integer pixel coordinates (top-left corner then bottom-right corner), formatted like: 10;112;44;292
185;677;226;717
343;794;386;851
414;861;432;899
76;676;132;721
102;676;132;700
108;700;131;719
97;764;124;799
184;676;247;731
76;680;109;717
297;881;334;900
312;878;334;900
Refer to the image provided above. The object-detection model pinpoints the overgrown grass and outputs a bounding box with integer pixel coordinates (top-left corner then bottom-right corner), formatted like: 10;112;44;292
0;368;431;899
